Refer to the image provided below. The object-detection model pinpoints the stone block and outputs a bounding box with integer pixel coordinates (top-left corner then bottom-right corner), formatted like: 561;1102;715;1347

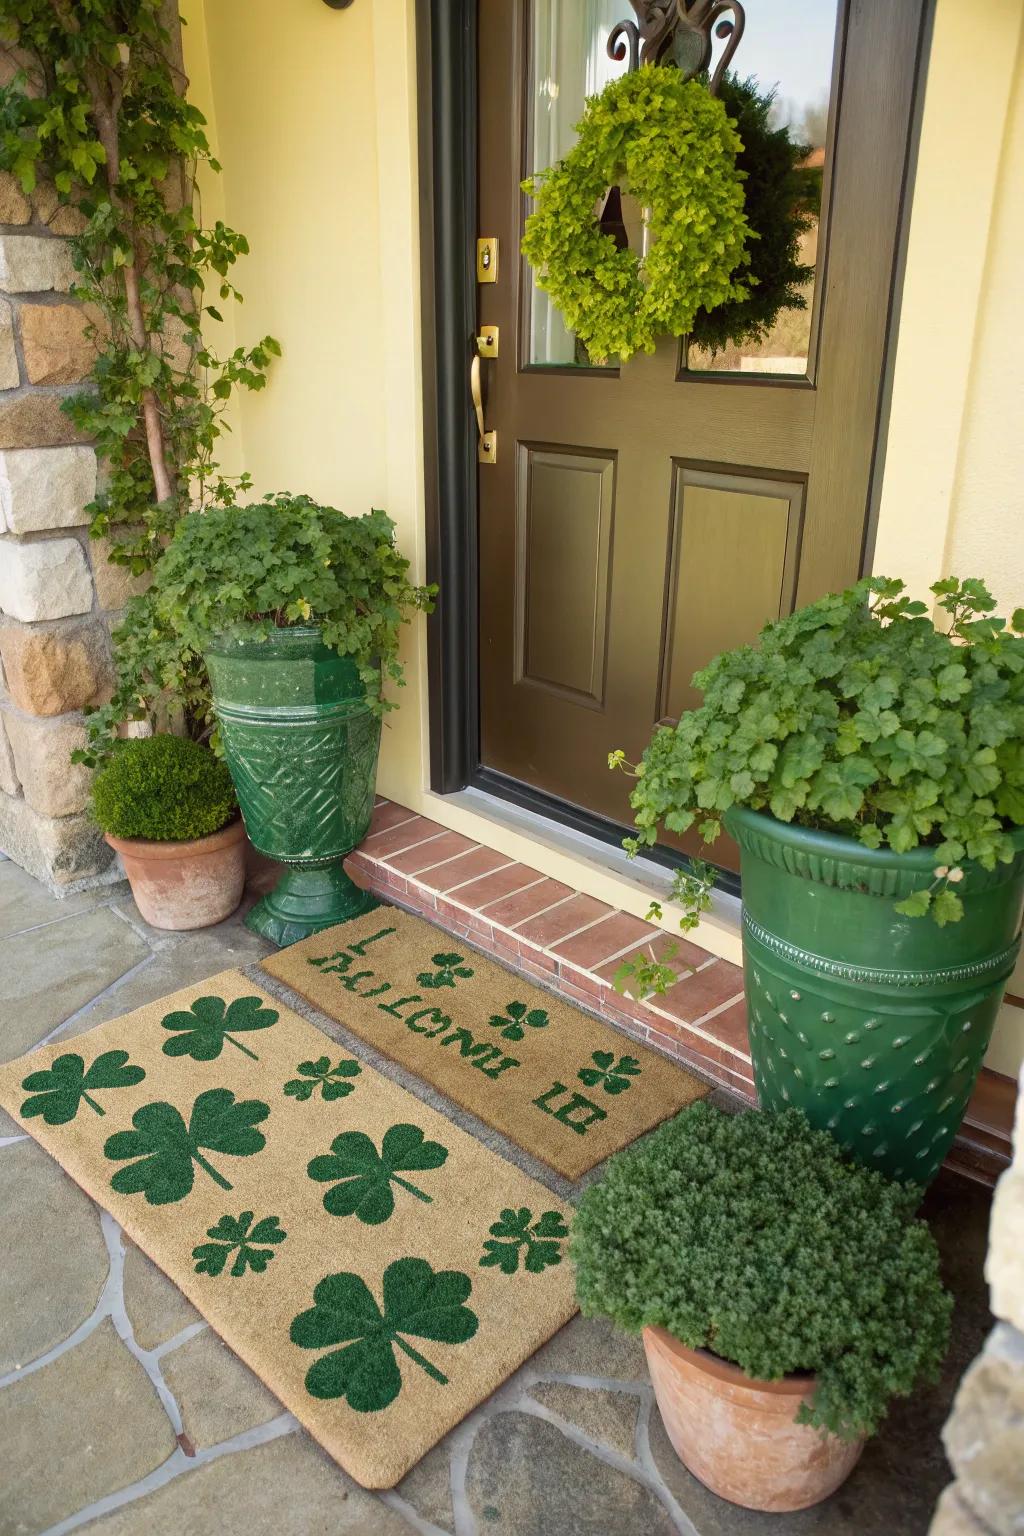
91;532;152;609
0;234;75;293
943;1323;1024;1536
988;1168;1024;1334
2;708;92;816
0;535;93;621
0;298;18;389
0;170;31;225
20;303;98;385
0;446;97;532
929;1484;992;1535
0;789;112;888
0;711;18;794
30;182;88;237
0;391;91;449
0;619;111;716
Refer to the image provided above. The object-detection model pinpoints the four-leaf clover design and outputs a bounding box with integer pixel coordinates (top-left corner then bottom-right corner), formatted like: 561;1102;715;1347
308;1124;449;1225
160;995;279;1063
479;1207;568;1275
416;952;474;990
104;1088;270;1205
193;1211;287;1277
284;1056;362;1103
577;1051;642;1095
487;1001;549;1042
19;1050;145;1124
291;1257;478;1412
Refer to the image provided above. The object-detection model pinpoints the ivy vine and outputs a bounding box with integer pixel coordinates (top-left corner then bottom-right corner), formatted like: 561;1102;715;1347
522;67;752;364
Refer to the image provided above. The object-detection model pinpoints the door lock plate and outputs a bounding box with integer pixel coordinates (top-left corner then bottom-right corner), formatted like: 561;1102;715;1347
476;237;499;283
476;325;499;358
478;430;497;464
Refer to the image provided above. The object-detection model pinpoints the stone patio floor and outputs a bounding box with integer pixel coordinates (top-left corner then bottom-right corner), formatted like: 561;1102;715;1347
0;855;994;1536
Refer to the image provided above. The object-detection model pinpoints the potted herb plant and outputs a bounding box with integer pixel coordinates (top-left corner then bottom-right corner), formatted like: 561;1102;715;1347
572;1103;952;1513
92;734;243;930
616;578;1024;1184
150;494;434;946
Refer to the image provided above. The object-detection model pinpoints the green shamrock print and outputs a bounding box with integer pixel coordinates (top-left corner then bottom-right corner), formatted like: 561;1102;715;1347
291;1257;478;1412
487;1001;549;1042
416;951;474;989
577;1051;642;1095
193;1211;287;1277
284;1056;362;1103
479;1207;568;1275
19;1050;145;1125
160;994;278;1063
307;1123;449;1225
104;1087;270;1205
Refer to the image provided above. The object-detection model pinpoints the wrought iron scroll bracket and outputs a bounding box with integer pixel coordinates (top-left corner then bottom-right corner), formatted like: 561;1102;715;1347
608;0;745;94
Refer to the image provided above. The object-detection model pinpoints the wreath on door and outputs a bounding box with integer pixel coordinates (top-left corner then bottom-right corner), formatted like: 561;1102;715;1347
521;68;752;364
522;67;818;365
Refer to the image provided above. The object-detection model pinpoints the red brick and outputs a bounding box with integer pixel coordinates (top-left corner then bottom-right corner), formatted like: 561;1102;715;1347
551;911;653;971
482;876;573;928
367;799;419;836
386;830;478;875
456;865;549;915
555;963;606;999
701;997;751;1061
428;847;514;893
649;960;745;1026
515;893;612;947
362;815;448;859
595;929;712;987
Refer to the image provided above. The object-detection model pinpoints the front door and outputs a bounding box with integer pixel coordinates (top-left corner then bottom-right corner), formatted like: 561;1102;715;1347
475;0;925;867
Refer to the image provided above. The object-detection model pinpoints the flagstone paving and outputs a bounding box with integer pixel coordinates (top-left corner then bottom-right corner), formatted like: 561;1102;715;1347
0;857;993;1535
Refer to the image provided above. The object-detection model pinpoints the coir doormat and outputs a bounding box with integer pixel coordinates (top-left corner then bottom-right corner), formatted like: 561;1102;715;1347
0;970;578;1489
261;908;708;1179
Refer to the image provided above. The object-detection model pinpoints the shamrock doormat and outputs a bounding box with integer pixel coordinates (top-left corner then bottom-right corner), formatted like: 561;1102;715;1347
0;970;578;1489
261;908;707;1179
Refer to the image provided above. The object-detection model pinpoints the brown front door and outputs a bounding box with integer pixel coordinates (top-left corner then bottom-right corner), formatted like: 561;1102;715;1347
476;0;925;864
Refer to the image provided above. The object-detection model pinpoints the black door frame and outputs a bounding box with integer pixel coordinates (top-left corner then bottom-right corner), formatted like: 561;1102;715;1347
415;0;933;882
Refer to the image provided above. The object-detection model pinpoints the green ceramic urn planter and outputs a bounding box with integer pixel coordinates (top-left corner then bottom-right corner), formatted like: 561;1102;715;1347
727;806;1024;1185
205;627;382;946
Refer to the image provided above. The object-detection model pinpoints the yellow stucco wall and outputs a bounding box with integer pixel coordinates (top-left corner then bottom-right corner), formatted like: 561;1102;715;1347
181;0;1024;1073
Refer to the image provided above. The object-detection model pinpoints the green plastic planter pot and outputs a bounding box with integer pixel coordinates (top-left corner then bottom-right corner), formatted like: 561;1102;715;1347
726;806;1024;1185
205;627;382;946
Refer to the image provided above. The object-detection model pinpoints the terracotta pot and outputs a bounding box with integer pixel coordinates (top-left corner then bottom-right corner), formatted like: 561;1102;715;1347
643;1326;864;1513
105;818;246;931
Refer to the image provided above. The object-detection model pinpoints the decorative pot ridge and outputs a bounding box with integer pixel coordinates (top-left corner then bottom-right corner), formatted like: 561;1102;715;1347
643;1326;863;1512
205;625;382;945
726;807;1024;1185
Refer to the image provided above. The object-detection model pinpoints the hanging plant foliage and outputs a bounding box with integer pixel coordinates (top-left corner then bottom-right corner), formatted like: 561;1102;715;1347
521;68;752;364
688;75;817;356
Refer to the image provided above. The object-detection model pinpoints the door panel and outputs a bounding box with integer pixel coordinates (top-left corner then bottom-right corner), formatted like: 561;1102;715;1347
476;0;925;865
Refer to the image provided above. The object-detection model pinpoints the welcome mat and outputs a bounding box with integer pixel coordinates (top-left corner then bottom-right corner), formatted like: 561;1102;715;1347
261;908;708;1179
0;970;578;1489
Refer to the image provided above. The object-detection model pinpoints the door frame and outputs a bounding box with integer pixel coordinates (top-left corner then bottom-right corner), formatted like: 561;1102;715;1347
415;0;935;876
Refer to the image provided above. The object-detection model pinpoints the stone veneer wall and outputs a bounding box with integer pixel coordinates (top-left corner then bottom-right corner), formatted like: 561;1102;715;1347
0;172;146;893
930;1064;1024;1535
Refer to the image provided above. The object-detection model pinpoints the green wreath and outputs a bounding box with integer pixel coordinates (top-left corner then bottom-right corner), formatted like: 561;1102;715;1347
522;68;752;364
689;75;816;355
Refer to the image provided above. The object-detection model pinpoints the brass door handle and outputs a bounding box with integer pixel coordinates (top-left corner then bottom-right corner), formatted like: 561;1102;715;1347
471;352;497;464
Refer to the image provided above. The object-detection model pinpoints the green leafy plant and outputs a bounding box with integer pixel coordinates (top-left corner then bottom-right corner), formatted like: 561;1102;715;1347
90;735;236;841
284;1056;362;1103
20;1050;145;1124
522;67;751;363
479;1207;568;1275
572;1103;952;1441
193;1211;287;1277
0;3;279;744
104;1087;269;1205
688;75;815;356
160;995;278;1063
290;1258;479;1412
416;951;474;990
307;1124;449;1226
616;578;1024;933
577;1051;642;1095
487;1001;549;1041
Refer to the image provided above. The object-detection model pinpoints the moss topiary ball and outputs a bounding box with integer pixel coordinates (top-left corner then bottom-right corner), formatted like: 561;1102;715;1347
91;734;237;842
